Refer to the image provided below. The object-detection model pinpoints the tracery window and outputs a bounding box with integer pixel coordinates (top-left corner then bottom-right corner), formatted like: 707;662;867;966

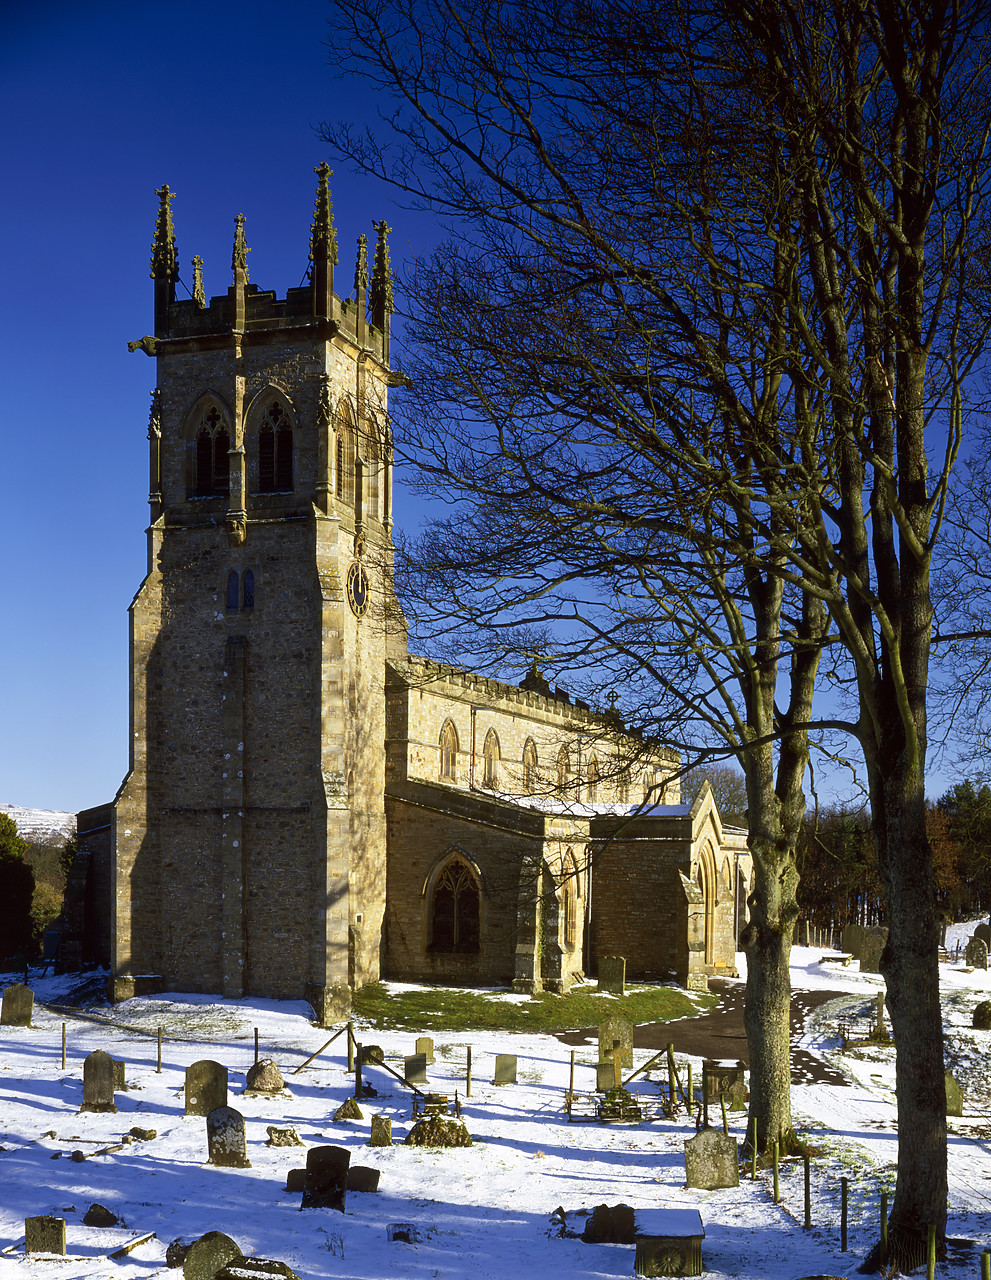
194;406;230;497
430;856;480;953
439;720;459;781
482;730;500;788
522;739;538;794
335;409;355;503
258;401;293;493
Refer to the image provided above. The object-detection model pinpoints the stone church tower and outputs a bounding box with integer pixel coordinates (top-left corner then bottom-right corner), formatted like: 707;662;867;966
112;169;407;1020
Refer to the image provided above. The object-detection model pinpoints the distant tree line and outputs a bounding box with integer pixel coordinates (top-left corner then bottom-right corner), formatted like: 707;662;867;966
0;813;73;963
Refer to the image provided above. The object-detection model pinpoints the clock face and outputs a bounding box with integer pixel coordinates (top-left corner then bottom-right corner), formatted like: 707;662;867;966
347;561;369;618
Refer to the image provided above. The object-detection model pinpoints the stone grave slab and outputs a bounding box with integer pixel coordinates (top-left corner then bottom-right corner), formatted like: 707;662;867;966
186;1061;228;1117
369;1114;392;1146
494;1053;517;1085
206;1106;251;1168
404;1053;428;1085
1;983;33;1027
859;926;888;973
684;1128;739;1189
347;1165;381;1192
81;1049;117;1113
597;1017;633;1068
415;1036;435;1063
966;936;989;970
634;1208;705;1277
301;1144;350;1211
598;955;626;995
25;1215;66;1255
183;1231;243;1280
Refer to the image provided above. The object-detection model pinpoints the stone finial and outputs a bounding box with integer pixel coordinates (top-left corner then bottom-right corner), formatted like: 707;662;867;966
310;162;338;267
192;255;206;309
150;185;178;282
232;214;250;281
354;233;369;293
369;220;394;323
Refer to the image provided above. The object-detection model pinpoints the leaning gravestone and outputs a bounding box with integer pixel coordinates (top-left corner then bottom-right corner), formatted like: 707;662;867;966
966;936;989;971
369;1114;393;1147
841;923;864;959
597;1017;633;1068
598;956;626;996
859;926;888;973
945;1070;964;1118
25;1215;66;1255
245;1059;284;1092
206;1107;251;1168
404;1053;429;1085
186;1061;228;1117
80;1049;117;1113
415;1036;435;1064
684;1128;740;1189
494;1053;517;1085
301;1144;350;1211
1;983;33;1027
975;923;991;949
183;1231;243;1280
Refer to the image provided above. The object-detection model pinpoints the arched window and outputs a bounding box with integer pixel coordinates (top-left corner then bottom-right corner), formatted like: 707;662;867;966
557;746;570;791
258;401;293;493
522;739;538;794
439;720;459;781
430;856;480;953
617;770;630;804
563;851;580;950
227;570;255;611
194;405;230;497
335;406;355;504
482;730;500;788
587;757;599;802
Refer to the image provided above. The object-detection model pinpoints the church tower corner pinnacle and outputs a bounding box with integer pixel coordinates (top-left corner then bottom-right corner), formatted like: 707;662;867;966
369;220;393;360
150;185;178;334
310;162;338;321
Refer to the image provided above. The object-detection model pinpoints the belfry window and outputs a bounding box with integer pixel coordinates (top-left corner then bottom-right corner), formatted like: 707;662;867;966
258;401;293;493
430;857;480;953
194;406;230;497
522;739;538;794
226;570;255;611
439;720;459;781
482;730;500;788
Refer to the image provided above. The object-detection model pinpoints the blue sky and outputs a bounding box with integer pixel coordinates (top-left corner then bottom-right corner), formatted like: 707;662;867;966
0;0;437;811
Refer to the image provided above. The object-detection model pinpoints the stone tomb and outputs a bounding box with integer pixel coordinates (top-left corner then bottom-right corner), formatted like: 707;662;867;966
183;1231;242;1280
634;1209;705;1277
494;1053;517;1085
1;983;34;1027
415;1036;435;1064
859;926;888;974
25;1215;66;1255
598;1017;633;1069
80;1049;117;1113
301;1145;350;1211
404;1053;429;1085
966;936;989;971
598;955;626;995
186;1060;228;1117
684;1128;740;1190
206;1107;251;1168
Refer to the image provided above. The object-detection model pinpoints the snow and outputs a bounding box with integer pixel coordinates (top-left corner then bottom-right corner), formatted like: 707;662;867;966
3;938;991;1279
0;804;75;843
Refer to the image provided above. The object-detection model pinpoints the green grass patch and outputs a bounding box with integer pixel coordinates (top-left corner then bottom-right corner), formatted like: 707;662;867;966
352;981;715;1033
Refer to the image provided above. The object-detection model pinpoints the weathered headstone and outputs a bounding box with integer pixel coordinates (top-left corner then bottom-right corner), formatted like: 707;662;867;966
975;922;991;949
83;1202;120;1227
684;1128;740;1189
347;1165;381;1192
582;1204;637;1244
166;1238;191;1268
301;1144;350;1211
112;1059;126;1091
945;1070;964;1118
183;1231;243;1280
265;1125;303;1147
859;926;888;973
80;1049;117;1113
360;1044;385;1065
597;1017;633;1068
598;955;626;995
494;1053;517;1085
333;1096;363;1122
25;1215;66;1255
245;1058;284;1092
206;1106;251;1168
1;983;33;1027
216;1258;300;1280
404;1053;429;1085
415;1036;435;1064
685;971;709;993
185;1060;228;1117
841;923;864;958
285;1168;307;1192
966;935;989;970
369;1114;393;1146
973;1000;991;1030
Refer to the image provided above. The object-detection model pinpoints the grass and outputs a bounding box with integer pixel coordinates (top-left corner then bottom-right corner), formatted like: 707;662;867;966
352;981;715;1033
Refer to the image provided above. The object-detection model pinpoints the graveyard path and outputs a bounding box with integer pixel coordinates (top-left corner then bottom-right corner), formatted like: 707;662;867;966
556;980;850;1086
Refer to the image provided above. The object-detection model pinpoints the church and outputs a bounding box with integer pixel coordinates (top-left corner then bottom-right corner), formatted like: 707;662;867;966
79;171;751;1022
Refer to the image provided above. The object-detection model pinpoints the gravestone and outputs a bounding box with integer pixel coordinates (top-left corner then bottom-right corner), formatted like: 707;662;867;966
597;1017;633;1068
973;1000;991;1030
494;1053;517;1085
333;1096;363;1122
634;1209;705;1277
684;1128;740;1189
702;1059;746;1101
360;1044;385;1065
596;1060;618;1092
216;1258;301;1280
265;1125;303;1147
245;1059;284;1092
186;1060;228;1117
25;1215;66;1255
83;1202;120;1227
347;1165;381;1192
1;983;33;1027
404;1053;429;1085
975;923;991;949
945;1070;964;1118
859;926;888;973
113;1059;126;1090
598;956;626;995
206;1106;251;1168
286;1168;307;1192
415;1036;435;1064
841;923;864;958
183;1231;243;1280
582;1203;637;1244
166;1238;192;1268
966;936;989;970
81;1049;117;1113
370;1114;393;1146
301;1144;350;1211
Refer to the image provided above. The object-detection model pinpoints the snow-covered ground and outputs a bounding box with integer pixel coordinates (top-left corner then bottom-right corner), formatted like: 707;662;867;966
0;804;75;843
3;935;991;1279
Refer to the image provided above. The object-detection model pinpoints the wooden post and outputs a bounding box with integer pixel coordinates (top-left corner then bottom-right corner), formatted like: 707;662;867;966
702;1066;709;1129
750;1114;757;1180
804;1155;811;1229
720;1095;728;1136
927;1225;935;1280
568;1050;575;1120
347;1021;355;1073
687;1063;693;1114
466;1046;472;1098
61;1023;66;1070
667;1042;676;1111
354;1043;363;1099
841;1177;848;1250
254;1027;259;1065
880;1191;888;1262
157;1026;162;1073
980;1249;990;1280
772;1141;780;1203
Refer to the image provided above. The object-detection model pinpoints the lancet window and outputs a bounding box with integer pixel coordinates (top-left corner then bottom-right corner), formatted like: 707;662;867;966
430;856;481;953
194;406;230;497
258;401;293;492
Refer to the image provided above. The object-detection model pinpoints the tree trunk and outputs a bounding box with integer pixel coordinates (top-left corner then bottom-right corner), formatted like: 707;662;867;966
742;913;795;1152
